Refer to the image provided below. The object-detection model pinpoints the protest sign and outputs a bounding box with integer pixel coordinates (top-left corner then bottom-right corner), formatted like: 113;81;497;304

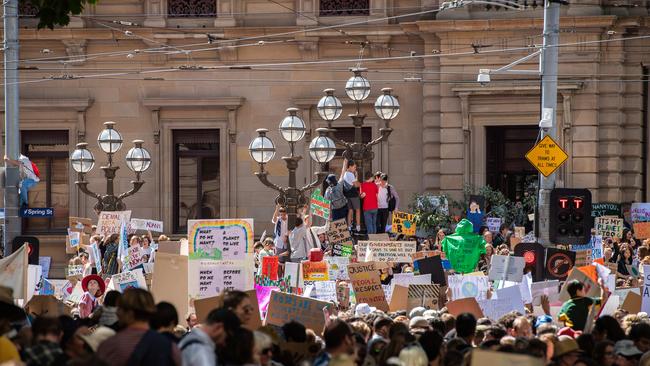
265;291;334;332
478;297;525;321
255;285;277;316
488;255;525;282
446;297;484;318
284;262;302;288
88;244;102;274
69;217;93;234
39;257;51;279
310;189;331;220
407;284;440;311
112;269;147;292
97;211;131;236
392;211;416;236
389;285;409;312
65;265;84;281
634;222;650;239
559;268;599;302
486;217;502;233
302;261;329;281
327;219;353;257
190;259;249;299
531;280;560;305
262;256;279;281
151;252;188;321
591;203;622;218
470;349;544;366
414;256;446;286
545;248;576;281
130;218;164;232
494;285;526;315
448;275;490;301
68;230;81;249
600;295;621;317
158;241;182;255
325;256;349;281
595;217;623;239
347;262;389;312
336;282;351;310
313;281;337;303
642;265;650;314
631;203;650;222
390;274;431;294
367;233;390;241
357;241;416;263
125;246;146;271
412;251;439;261
574;250;591;268
188;219;254;260
623;291;642;314
194;290;262;331
571;235;603;260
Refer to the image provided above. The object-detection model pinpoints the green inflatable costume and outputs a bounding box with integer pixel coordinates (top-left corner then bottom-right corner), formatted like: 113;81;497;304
441;219;487;274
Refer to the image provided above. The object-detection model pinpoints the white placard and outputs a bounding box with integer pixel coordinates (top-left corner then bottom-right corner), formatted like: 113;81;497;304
488;255;525;282
130;218;164;232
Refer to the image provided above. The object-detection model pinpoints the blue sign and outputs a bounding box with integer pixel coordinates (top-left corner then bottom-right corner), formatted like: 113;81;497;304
20;207;54;218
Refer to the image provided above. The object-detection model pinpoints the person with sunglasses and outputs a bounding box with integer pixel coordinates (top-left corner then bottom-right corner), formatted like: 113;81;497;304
223;290;256;325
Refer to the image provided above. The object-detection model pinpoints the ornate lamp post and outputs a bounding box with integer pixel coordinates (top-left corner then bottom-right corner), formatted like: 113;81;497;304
316;67;401;179
249;108;336;232
70;121;152;213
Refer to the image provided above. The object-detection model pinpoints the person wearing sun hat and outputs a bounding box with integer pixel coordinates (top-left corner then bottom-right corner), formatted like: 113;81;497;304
79;274;106;319
551;336;583;366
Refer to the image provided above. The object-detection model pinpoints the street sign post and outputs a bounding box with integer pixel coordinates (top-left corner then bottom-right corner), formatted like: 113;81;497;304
525;135;568;177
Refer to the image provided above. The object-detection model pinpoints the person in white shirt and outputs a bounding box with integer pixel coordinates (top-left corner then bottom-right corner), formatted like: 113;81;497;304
289;217;311;262
341;159;362;232
271;205;289;262
4;154;40;207
375;172;390;234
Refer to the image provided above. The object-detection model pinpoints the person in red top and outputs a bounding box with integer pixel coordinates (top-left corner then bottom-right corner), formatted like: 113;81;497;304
360;176;379;234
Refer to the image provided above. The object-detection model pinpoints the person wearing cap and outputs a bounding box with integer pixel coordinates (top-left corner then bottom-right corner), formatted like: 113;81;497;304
409;316;431;335
614;339;643;366
355;303;377;318
551;336;583;366
558;279;608;331
179;307;241;366
79;274;105;319
324;173;349;222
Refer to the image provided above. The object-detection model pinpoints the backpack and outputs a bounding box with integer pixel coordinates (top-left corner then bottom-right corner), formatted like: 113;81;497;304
327;184;348;210
31;162;40;179
387;185;397;211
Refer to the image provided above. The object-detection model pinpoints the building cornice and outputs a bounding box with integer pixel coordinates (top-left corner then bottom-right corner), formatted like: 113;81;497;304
0;98;93;112
142;97;245;110
414;16;618;32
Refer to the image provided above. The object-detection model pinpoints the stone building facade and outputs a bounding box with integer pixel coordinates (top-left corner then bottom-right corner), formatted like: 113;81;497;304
2;0;650;275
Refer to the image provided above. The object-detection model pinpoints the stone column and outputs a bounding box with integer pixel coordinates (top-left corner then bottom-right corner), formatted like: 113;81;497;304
421;34;442;193
144;0;167;27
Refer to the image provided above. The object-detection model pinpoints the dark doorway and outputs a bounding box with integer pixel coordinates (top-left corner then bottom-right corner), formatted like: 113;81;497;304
486;126;538;202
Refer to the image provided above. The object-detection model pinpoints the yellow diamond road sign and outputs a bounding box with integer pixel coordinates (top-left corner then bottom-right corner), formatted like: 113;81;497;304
525;135;568;177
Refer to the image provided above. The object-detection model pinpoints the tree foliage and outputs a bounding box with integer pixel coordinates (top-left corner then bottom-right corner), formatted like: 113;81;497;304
22;0;97;29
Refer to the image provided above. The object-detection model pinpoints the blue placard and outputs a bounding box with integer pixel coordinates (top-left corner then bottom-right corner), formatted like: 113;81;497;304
20;207;54;217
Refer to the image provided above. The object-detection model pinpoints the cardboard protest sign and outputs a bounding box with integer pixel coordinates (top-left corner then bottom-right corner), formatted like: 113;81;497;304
642;265;650;314
622;291;642;314
97;211;131;236
25;295;70;317
592;203;622;218
488;255;525;282
357;241;416;263
446;297;484;318
389;285;409;312
187;219;254;260
486;217;502;233
467;195;485;234
559;268;599;302
412;251;439;261
265;291;334;333
448;275;490;301
65;265;84;281
302;261;329;281
414;256;446;286
130;218;164;232
327;220;353;257
631;203;650;222
68;230;81;249
158;241;182;255
545;248;576;281
151;252;188;321
634;222;650;239
478;297;524;321
595;217;623;239
574;250;591;268
367;233;390;241
407;284;440;311
262;256;279;281
69;217;93;234
470;349;544;366
392;211;416;236
347;262;389;312
310;188;330;220
325;256;349;281
194;289;262;331
112;269;147;292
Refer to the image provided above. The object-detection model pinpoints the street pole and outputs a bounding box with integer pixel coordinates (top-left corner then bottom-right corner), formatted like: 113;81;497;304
537;0;560;246
3;0;21;257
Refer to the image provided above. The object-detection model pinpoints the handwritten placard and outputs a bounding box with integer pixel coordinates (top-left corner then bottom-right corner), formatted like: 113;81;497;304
126;246;146;270
191;260;247;299
130;218;164;233
634;222;650;239
66;265;83;280
265;291;334;332
357;241;417;263
488;255;525;282
187;219;254;260
97;211;131;236
347;262;389;312
392;211;416;236
486;217;502;233
310;188;331;221
592;203;622;218
302;261;329;281
595;217;623;238
68;230;81;249
631;203;650;222
327;219;353;257
112;269;147;292
261;256;279;281
325;256;349;281
448;275;490;301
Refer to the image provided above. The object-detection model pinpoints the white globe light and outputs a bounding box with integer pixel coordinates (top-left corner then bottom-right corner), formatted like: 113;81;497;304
70;143;95;173
125;140;152;173
345;68;371;102
317;89;343;122
97;121;123;154
279;108;306;143
374;88;400;121
249;129;276;164
309;129;337;164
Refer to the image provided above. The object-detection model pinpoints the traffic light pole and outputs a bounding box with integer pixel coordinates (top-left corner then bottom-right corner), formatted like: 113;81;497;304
3;0;22;257
537;0;560;246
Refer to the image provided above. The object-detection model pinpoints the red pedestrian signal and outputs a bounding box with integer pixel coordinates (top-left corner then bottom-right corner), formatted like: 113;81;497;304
550;188;592;245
